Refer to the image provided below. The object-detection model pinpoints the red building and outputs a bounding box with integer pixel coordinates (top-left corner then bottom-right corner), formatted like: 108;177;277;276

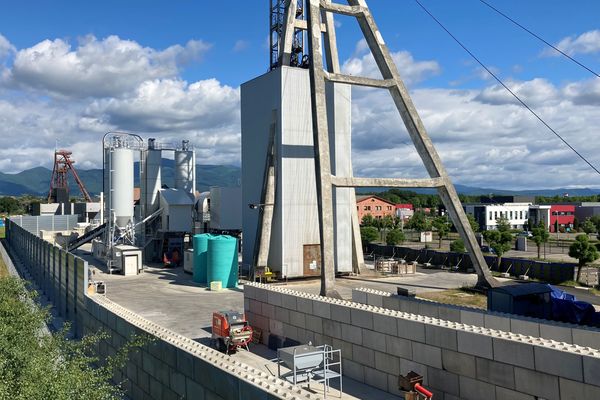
549;204;575;232
356;195;396;222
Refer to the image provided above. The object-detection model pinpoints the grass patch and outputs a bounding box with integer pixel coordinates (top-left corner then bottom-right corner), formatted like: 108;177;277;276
0;227;4;239
0;256;7;278
417;288;487;309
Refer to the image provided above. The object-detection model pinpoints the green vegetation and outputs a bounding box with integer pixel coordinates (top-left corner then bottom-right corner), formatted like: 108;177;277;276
0;276;148;399
0;227;5;239
450;239;466;253
386;229;405;246
569;234;600;282
466;214;479;233
582;218;597;235
406;211;431;232
531;222;550;259
418;288;487;309
432;216;451;248
360;226;379;246
482;217;513;264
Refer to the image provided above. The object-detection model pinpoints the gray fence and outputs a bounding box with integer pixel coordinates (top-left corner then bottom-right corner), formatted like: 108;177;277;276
8;215;79;236
5;219;88;337
367;244;576;284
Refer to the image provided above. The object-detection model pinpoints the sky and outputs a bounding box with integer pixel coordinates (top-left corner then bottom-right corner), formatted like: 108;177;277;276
0;0;599;190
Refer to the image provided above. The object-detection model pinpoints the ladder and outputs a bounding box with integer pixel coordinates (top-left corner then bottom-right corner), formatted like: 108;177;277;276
278;0;499;295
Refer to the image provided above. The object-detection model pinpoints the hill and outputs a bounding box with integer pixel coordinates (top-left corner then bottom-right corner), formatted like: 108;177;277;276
0;161;242;196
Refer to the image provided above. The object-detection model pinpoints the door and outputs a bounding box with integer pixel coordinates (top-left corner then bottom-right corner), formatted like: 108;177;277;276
303;244;321;277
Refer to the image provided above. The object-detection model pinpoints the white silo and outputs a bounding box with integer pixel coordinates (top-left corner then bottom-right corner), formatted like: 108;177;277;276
143;138;162;215
174;140;196;195
111;146;135;229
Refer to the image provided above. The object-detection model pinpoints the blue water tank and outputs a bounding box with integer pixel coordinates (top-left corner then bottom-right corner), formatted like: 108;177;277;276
192;234;213;283
207;235;238;288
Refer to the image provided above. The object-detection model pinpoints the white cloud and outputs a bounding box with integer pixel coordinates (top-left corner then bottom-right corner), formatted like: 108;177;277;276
233;40;249;52
544;30;600;56
342;39;440;85
349;78;600;190
0;34;15;60
474;78;558;107
6;35;211;98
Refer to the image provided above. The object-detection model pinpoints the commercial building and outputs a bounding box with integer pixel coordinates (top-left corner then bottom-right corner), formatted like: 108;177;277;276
464;202;550;231
395;203;414;221
356;195;395;222
574;202;600;222
549;204;575;232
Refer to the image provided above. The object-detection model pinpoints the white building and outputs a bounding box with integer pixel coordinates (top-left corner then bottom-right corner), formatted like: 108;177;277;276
464;203;550;231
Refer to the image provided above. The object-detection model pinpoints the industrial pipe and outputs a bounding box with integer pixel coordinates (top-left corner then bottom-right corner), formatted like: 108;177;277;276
414;383;433;399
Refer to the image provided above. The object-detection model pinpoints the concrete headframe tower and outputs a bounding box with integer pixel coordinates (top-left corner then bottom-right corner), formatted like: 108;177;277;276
243;0;498;295
296;0;498;294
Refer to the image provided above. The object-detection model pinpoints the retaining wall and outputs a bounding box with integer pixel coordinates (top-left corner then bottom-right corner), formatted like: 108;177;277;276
4;220;318;400
245;283;600;400
352;287;600;349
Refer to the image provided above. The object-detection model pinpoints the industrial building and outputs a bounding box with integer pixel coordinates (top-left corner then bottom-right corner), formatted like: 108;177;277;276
241;66;354;278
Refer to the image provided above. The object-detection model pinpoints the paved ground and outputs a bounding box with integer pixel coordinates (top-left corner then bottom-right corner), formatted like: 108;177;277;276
76;246;406;399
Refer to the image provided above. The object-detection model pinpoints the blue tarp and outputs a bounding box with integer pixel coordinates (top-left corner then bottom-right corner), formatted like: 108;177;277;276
549;285;597;325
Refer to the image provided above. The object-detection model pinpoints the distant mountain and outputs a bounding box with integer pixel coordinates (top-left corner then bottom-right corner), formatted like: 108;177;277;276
0;161;242;197
0;163;598;199
358;185;600;197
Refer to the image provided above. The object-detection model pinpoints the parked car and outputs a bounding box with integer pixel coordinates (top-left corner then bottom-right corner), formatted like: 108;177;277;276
517;231;533;238
480;245;496;254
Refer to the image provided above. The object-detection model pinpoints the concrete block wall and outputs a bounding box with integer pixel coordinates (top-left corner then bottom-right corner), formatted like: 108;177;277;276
352;287;600;350
245;283;600;400
83;294;320;400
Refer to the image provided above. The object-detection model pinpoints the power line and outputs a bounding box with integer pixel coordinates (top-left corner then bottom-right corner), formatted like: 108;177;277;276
413;0;600;176
478;0;600;79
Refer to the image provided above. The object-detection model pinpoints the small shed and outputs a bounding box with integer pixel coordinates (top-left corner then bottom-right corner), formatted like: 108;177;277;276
487;283;553;319
159;189;194;232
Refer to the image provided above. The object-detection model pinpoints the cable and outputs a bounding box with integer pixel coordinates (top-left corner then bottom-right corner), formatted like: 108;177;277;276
414;0;600;176
478;0;600;79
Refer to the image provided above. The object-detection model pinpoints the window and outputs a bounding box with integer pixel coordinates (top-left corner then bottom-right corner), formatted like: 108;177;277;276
387;206;392;210
364;206;371;211
489;211;492;220
510;211;513;219
376;206;382;211
494;211;497;219
524;211;528;219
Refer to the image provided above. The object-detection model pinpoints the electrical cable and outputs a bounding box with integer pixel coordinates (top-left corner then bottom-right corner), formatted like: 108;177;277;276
414;0;600;176
478;0;600;79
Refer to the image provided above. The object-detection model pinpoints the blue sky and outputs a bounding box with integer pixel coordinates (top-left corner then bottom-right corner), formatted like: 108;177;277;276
0;1;599;189
2;1;598;86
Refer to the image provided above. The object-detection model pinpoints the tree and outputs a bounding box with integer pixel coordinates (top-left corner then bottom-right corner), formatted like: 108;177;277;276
360;226;379;248
0;197;21;214
582;218;597;235
432;216;451;248
590;215;600;233
466;214;479;233
531;222;550;259
482;217;513;264
407;211;430;232
361;214;375;227
569;234;600;282
0;276;148;399
450;239;466;253
386;229;405;246
496;216;511;232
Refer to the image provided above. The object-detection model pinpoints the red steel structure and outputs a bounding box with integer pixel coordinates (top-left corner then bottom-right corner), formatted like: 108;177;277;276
47;150;92;203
